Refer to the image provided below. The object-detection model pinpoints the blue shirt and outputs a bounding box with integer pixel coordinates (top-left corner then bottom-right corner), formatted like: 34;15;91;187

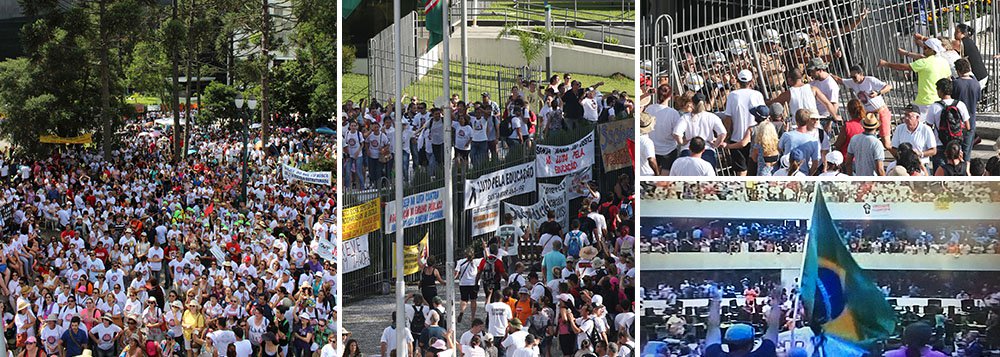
541;250;566;281
705;340;777;357
778;130;821;174
61;328;89;357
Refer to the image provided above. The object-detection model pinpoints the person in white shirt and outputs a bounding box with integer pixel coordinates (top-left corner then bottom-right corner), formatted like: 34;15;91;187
722;69;767;176
924;78;970;171
581;89;599;122
454;248;480;323
501;319;528;357
342;121;366;189
483;294;512;342
673;94;726;169
453;114;474;167
835;65;894;149
380;313;414;357
510;334;539;357
669;137;716;176
891;104;938;171
643;84;682;174
638;113;659;176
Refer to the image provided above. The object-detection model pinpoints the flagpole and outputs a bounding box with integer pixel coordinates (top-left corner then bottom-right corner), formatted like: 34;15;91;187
393;0;406;354
443;0;457;335
461;0;468;100
792;183;820;353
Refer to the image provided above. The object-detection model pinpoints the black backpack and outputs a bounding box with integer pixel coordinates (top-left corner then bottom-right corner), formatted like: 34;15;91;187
508;273;523;293
499;116;515;138
432;306;446;331
410;305;426;334
936;100;965;146
586;317;602;346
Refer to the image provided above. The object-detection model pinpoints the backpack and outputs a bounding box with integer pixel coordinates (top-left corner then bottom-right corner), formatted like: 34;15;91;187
585;317;601;346
499;117;515;138
508;273;523;293
566;231;583;258
936;100;965;146
432;306;446;331
410;305;426;334
481;256;499;287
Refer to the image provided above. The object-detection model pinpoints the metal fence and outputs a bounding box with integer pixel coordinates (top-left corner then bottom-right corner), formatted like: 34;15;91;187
367;21;545;104
342;122;633;302
366;11;418;103
648;0;999;175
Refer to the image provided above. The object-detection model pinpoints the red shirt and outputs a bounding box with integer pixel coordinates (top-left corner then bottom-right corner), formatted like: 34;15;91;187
840;118;865;154
94;246;109;262
477;255;507;279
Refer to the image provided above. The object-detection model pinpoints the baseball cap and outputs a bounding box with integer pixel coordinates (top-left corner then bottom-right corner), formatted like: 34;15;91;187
769;103;785;118
724;323;755;343
763;29;780;44
826;150;844;166
749;105;770;121
904;104;921;114
737;70;754;83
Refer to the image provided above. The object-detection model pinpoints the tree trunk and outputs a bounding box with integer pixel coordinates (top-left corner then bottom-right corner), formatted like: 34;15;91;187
260;0;271;145
170;0;182;162
99;0;112;160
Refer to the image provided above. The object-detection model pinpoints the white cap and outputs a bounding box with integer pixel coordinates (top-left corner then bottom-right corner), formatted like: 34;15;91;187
709;51;726;64
764;29;780;44
924;38;946;55
793;32;811;48
825;150;844;166
737;70;754;83
729;39;749;56
684;73;705;92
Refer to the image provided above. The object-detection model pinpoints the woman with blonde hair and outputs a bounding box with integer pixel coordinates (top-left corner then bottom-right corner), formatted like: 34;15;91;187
751;120;780;176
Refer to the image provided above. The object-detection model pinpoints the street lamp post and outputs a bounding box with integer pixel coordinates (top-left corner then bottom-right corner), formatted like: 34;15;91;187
234;94;258;205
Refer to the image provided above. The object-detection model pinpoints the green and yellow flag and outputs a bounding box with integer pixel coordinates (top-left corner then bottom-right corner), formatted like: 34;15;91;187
801;185;896;348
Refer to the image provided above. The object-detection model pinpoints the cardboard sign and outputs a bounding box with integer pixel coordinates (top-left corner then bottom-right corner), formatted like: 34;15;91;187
342;235;370;272
470;202;501;236
597;120;634;171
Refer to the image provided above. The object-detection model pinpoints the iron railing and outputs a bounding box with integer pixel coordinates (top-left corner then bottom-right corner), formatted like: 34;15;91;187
342;122;633;301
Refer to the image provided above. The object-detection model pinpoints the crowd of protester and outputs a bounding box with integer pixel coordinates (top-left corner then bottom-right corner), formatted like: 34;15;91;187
0;116;338;357
640;219;1000;255
639;21;999;176
341;73;634;190
372;190;637;357
639;181;1000;203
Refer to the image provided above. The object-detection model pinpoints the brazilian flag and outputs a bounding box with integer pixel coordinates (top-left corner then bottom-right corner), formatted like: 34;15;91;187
424;0;443;49
801;185;896;349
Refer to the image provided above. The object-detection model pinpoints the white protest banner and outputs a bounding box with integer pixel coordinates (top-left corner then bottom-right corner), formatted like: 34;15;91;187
385;188;445;233
464;162;536;210
342;234;370;273
534;132;595;178
317;237;336;263
470;202;500;236
503;201;547;232
282;164;333;186
538;182;568;230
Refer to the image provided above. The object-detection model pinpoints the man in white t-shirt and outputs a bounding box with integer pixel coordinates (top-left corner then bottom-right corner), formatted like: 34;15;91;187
581;89;599;122
147;242;164;283
643;84;682;173
670;137;716;176
380;314;415;357
206;328;238;354
924;78;970;172
483;294;512;343
722;69;766;175
891;104;938;170
501;319;528;357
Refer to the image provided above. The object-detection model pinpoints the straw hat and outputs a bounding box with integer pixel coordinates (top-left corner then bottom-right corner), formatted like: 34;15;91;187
639;113;656;135
579;246;599;260
17;300;30;312
862;113;880;130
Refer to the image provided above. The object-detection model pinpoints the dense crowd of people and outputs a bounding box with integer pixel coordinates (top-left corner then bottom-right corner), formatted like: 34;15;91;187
340;74;634;190
0;116;338;357
639;22;998;176
639;180;1000;203
369;191;638;357
640;220;1000;255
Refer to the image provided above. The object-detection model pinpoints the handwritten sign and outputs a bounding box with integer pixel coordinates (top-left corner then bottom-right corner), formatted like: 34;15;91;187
342;198;381;239
534;132;595;178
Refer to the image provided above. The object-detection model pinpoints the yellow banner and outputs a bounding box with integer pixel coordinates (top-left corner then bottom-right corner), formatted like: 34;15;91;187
392;233;429;277
39;133;93;145
342;197;381;240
